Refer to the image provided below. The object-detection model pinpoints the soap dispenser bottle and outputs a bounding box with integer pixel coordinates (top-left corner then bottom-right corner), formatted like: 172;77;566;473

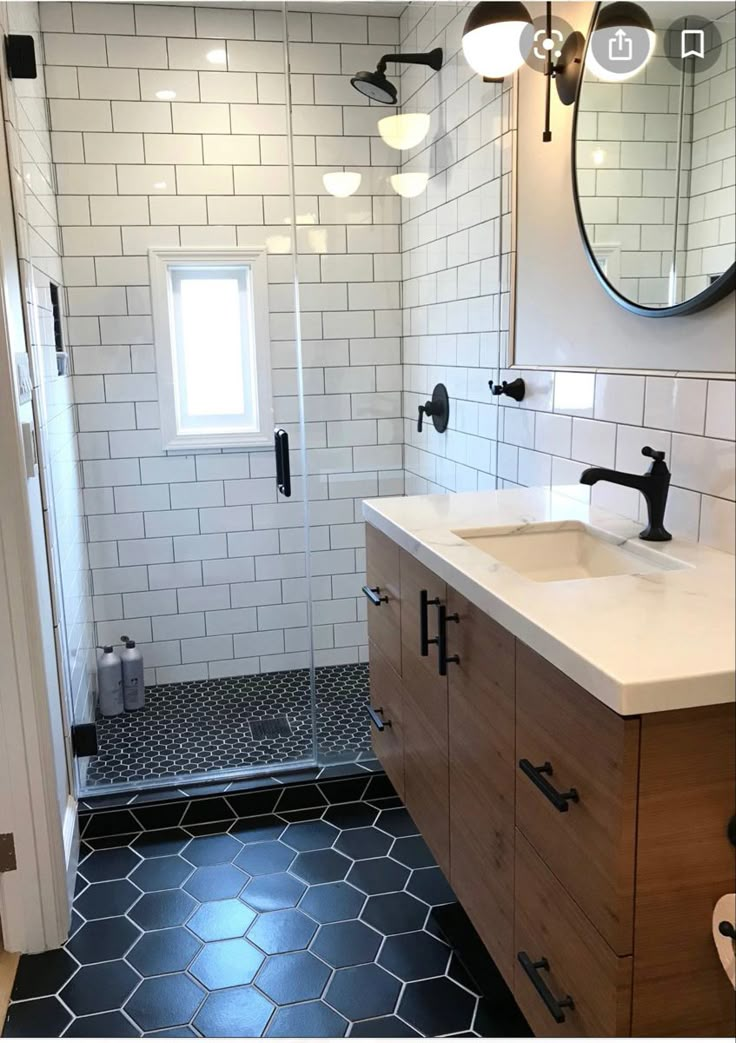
120;635;145;711
97;645;124;717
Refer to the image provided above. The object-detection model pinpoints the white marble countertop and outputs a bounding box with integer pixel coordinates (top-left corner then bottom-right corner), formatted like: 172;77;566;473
362;486;736;716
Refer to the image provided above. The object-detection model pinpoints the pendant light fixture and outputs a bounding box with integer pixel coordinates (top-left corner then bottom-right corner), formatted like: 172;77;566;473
461;1;533;80
322;171;362;198
390;172;429;199
377;113;431;151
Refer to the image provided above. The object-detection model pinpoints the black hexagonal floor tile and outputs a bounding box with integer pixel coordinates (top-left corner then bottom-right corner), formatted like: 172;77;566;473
376;808;419;838
131;830;189;859
189;938;265;990
310;919;382;968
398;976;477;1036
129;856;193;892
247;908;317;954
326;964;401;1022
361;892;428;935
75;879;141;919
127;927;201;976
3;997;72;1037
291;848;351;885
282;820;340;852
229;815;285;845
390;835;437;869
335;827;393;860
256;950;331;1005
66;917;141;964
78;847;140;883
298;881;365;924
187;898;257;941
241;871;306;911
350;1015;420;1037
129;890;197;930
124;974;206;1032
378;930;452;981
347;857;410;895
192;986;274;1037
265;1000;347;1038
10;949;78;1001
235;841;295;876
323;803;377;829
407;866;457;906
183;863;248;901
182;833;242;866
62;1011;140;1037
60;961;140;1017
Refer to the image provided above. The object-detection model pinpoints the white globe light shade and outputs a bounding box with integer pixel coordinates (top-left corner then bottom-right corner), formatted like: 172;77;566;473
390;172;429;199
322;171;362;198
377;113;431;151
586;27;655;81
462;19;530;78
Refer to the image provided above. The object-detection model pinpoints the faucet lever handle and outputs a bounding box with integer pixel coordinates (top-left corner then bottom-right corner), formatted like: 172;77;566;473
642;445;665;463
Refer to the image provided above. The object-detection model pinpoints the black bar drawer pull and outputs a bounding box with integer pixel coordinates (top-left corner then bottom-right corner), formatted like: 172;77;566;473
419;590;440;656
362;585;388;606
517;952;574;1024
367;705;391;732
437;603;459;676
519;759;579;813
274;428;291;498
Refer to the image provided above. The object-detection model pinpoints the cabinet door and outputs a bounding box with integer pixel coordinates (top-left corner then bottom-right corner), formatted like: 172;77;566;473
365;524;401;676
447;589;516;988
399;550;449;875
368;640;404;799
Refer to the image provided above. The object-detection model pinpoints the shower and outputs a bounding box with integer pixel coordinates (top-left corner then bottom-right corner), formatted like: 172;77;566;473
350;47;444;103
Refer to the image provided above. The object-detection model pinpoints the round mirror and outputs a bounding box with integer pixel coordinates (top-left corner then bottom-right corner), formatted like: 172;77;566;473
573;1;735;316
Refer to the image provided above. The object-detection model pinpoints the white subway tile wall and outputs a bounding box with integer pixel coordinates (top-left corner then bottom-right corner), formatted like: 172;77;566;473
42;1;402;685
1;3;95;737
399;2;735;556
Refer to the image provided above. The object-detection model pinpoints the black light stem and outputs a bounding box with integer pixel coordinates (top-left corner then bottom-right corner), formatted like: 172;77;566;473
543;1;553;142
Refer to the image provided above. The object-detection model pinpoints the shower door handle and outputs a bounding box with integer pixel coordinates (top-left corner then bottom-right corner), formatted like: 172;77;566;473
274;428;291;498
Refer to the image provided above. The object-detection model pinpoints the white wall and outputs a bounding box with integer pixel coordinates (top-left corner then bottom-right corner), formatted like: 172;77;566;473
42;1;404;685
399;0;735;555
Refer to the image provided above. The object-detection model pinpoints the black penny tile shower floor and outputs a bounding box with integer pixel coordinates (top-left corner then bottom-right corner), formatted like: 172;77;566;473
4;792;530;1038
87;664;371;788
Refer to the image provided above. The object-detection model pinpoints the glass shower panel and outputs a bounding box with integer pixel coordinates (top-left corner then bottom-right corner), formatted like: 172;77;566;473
285;3;404;768
74;2;317;795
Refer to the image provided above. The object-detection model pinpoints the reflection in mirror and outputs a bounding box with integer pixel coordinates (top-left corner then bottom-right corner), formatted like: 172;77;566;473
574;1;735;313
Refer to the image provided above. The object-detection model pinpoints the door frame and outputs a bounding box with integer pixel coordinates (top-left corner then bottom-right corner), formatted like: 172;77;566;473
0;95;71;954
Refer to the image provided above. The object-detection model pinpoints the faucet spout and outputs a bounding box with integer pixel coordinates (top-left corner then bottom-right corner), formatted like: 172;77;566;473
579;447;673;542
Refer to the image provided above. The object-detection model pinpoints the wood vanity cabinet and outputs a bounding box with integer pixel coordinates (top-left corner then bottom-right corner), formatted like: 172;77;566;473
364;523;736;1039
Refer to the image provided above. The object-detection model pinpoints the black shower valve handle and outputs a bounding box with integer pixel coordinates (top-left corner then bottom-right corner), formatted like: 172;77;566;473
417;400;436;432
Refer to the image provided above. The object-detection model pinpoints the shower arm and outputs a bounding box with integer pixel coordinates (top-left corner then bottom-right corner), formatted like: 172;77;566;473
376;49;444;74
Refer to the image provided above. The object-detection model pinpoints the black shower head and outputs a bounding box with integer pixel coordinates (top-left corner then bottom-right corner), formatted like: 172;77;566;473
350;67;398;104
350;48;443;105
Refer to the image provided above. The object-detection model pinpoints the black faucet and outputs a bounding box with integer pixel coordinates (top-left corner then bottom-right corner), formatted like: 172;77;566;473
580;446;672;542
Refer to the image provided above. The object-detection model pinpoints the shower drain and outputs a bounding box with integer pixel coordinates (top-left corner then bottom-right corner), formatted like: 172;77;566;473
249;716;293;741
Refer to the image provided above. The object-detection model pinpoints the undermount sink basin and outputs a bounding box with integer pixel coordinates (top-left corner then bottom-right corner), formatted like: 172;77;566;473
451;522;689;583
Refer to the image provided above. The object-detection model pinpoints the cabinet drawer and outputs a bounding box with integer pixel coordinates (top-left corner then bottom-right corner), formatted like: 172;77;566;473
515;644;639;955
365;525;401;676
368;641;404;799
514;830;632;1037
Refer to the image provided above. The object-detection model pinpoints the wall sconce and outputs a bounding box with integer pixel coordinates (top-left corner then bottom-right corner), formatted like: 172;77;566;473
586;1;655;82
390;173;429;198
461;1;652;143
322;171;362;198
377;113;430;151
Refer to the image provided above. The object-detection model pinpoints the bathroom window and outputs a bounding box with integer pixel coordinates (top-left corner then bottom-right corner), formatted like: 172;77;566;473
150;247;273;450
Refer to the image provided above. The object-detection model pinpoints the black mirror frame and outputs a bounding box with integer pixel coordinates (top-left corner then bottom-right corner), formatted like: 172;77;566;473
571;1;735;318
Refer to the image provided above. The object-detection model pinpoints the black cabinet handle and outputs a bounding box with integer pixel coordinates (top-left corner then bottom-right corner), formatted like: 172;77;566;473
419;589;440;656
437;603;459;676
362;585;388;606
517;952;574;1024
519;759;579;813
367;705;391;731
274;428;291;498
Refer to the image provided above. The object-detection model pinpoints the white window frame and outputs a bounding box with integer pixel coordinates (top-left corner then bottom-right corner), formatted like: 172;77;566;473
149;246;273;451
